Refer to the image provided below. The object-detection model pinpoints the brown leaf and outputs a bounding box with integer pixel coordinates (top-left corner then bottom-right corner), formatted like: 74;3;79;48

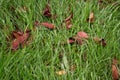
93;37;106;47
40;22;55;29
112;58;119;80
74;36;83;45
11;30;31;50
87;12;94;23
64;14;73;29
112;58;118;65
56;70;66;75
43;4;52;17
68;37;75;44
11;39;20;50
112;65;119;80
12;31;23;39
77;31;89;39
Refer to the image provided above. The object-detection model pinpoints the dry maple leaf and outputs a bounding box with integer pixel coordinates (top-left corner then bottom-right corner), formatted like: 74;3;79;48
56;70;66;75
87;12;94;23
40;22;55;29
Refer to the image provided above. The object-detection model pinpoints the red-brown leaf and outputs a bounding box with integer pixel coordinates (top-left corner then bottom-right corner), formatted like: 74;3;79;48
40;22;55;29
112;65;119;80
64;14;73;29
68;37;75;44
112;58;119;80
12;31;23;38
11;30;31;50
74;36;83;45
11;39;20;50
77;31;89;39
43;4;52;17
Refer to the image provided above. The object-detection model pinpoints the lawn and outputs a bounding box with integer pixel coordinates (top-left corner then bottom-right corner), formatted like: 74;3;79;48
0;0;120;80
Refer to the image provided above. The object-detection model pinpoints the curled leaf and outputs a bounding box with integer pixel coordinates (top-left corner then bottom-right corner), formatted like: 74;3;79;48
87;12;94;23
43;4;52;17
56;70;66;75
64;14;73;29
40;22;55;29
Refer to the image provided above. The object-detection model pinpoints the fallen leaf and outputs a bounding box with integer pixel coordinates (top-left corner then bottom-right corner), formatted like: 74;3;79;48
112;65;119;80
77;31;89;39
11;29;31;50
66;31;88;45
100;39;106;47
112;59;119;80
64;14;73;29
68;37;75;44
12;39;20;50
87;12;94;23
43;4;52;17
12;31;23;39
40;22;55;29
93;37;106;47
112;58;118;65
74;36;83;45
56;70;66;75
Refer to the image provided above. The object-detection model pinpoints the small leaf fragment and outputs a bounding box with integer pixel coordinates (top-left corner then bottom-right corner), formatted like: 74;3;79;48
112;59;119;80
43;4;52;17
68;37;75;44
112;65;119;80
93;37;106;47
64;14;73;29
56;70;66;75
77;31;89;39
40;22;55;29
87;12;94;23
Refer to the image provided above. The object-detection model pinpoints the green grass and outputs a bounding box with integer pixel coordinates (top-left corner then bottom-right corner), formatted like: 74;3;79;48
0;0;120;80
